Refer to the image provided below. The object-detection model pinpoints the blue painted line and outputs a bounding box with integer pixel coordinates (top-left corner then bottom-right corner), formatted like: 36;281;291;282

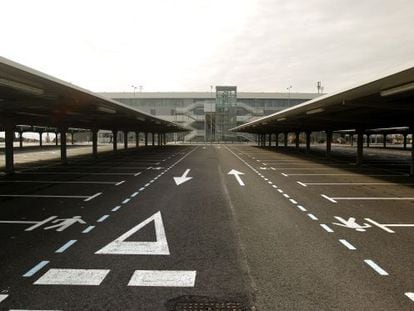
82;225;95;233
55;240;77;253
23;260;49;277
97;215;110;222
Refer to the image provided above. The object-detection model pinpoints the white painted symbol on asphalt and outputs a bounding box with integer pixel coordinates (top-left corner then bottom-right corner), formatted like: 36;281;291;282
228;169;245;186
43;216;86;232
95;211;170;255
0;216;58;231
332;217;371;232
332;216;414;233
173;169;193;186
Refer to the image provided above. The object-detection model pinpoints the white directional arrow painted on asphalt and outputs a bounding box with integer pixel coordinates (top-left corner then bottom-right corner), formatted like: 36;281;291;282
173;169;193;186
228;169;245;186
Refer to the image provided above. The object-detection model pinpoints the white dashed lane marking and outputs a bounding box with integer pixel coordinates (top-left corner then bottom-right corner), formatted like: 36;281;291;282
82;225;95;233
320;224;334;233
97;215;110;223
55;240;77;253
364;259;389;276
0;294;8;303
307;213;318;221
339;239;356;250
297;205;307;212
405;292;414;302
111;206;121;212
23;261;50;277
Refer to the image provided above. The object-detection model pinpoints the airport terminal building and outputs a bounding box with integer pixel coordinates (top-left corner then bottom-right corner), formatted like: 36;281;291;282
101;87;320;142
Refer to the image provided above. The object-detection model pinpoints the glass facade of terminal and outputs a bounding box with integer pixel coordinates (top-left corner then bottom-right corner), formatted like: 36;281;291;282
109;87;316;142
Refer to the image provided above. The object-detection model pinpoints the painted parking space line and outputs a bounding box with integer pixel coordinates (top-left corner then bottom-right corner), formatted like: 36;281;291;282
405;292;414;302
339;239;356;250
14;172;140;176
0;195;91;200
284;173;409;176
23;261;50;277
84;192;102;202
0;294;7;303
321;194;337;203
34;269;110;286
0;180;121;185
299;182;414;186
128;270;196;287
326;196;414;202
82;226;95;233
55;240;77;253
364;259;389;276
97;215;110;223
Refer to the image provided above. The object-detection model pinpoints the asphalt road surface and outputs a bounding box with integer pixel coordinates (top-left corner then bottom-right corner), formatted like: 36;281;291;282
0;144;413;310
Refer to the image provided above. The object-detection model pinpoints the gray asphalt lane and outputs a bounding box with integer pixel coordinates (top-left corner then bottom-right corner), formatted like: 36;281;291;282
0;144;413;310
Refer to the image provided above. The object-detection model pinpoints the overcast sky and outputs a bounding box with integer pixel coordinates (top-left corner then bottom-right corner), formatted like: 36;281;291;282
2;0;414;94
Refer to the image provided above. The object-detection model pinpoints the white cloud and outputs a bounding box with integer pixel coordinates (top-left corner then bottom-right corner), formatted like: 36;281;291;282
1;0;413;93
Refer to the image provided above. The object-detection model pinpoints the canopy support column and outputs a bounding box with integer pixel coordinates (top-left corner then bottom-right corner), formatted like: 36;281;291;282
268;133;272;147
145;132;148;146
112;130;118;152
60;127;67;164
19;130;23;148
383;134;387;148
295;131;300;148
284;133;288;147
92;129;98;158
306;131;311;153
326;130;332;158
356;130;364;166
403;134;407;150
135;132;140;148
366;134;370;148
152;133;155;146
5;125;15;174
124;131;128;149
39;131;43;147
275;133;279;147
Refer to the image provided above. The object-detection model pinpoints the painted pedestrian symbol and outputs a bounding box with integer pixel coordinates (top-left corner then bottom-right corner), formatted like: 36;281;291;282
0;215;86;232
44;216;86;232
332;216;414;233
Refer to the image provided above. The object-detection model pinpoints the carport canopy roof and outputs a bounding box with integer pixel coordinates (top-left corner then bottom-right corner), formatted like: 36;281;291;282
0;56;187;133
232;66;414;134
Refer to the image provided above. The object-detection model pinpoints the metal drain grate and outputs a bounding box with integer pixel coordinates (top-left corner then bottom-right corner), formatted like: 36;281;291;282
166;295;251;311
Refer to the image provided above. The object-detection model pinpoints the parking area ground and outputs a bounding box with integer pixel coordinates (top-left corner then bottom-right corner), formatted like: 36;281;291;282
0;144;413;310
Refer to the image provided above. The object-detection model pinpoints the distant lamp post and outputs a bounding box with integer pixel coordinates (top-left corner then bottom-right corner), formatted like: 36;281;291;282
131;85;138;97
287;86;292;106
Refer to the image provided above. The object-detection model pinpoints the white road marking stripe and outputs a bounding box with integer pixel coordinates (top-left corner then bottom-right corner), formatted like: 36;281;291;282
131;192;139;197
23;261;50;277
330;197;414;201
115;181;125;186
268;181;273;184
320;224;334;232
17;172;138;176
303;182;414;186
139;187;145;191
307;213;318;220
97;215;110;223
122;198;131;204
0;195;89;199
321;194;337;203
0;180;117;185
297;205;307;212
272;185;278;188
111;206;121;212
82;226;95;233
297;181;307;187
134;172;142;176
364;218;395;233
34;268;110;286
277;189;283;193
128;270;196;287
284;173;409;176
405;292;414;302
283;194;290;198
145;183;150;187
289;199;297;204
0;294;8;303
281;173;288;177
55;240;77;253
364;259;389;276
84;192;102;202
339;239;356;250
